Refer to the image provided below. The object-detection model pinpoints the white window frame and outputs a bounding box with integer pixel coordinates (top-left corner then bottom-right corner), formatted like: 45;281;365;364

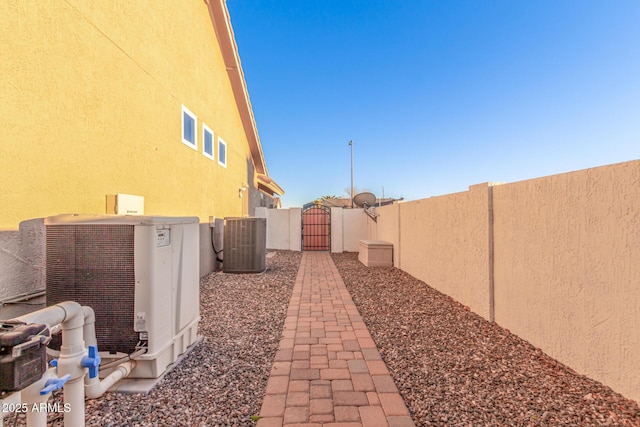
218;137;227;168
202;123;214;160
181;105;197;150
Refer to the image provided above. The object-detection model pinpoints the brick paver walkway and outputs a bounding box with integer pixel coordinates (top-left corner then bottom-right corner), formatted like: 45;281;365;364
257;252;415;427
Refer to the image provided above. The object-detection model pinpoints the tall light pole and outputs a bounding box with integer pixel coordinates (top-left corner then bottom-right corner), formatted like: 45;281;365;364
349;140;354;208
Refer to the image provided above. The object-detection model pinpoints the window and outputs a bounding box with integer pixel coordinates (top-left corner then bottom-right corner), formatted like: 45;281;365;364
181;105;197;150
218;137;227;167
202;124;214;160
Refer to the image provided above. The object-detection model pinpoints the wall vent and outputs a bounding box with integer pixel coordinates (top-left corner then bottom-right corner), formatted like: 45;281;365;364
223;217;266;273
45;214;200;378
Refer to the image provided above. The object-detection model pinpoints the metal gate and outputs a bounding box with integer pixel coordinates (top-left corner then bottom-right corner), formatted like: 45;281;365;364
302;205;330;251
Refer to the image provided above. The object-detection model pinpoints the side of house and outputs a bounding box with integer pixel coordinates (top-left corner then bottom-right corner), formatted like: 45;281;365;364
0;0;283;302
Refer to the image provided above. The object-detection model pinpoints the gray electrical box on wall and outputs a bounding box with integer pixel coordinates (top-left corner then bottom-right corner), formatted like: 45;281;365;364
223;217;267;273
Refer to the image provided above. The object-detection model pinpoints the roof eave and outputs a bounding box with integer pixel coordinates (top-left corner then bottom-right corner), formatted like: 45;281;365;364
258;174;285;196
206;0;267;176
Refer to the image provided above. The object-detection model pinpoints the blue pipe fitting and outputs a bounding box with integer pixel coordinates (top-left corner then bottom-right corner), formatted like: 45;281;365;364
39;374;71;395
81;345;101;379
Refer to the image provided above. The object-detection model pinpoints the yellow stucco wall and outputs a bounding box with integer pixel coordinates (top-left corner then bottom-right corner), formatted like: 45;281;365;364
0;0;253;229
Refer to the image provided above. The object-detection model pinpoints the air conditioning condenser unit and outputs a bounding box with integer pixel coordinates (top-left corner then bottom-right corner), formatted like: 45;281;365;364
223;217;266;273
45;214;200;379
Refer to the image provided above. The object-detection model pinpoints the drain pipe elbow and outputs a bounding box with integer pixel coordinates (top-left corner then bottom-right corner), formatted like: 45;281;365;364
85;361;136;399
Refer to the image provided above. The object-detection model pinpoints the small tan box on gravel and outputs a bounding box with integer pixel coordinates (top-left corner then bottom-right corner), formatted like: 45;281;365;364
358;240;393;267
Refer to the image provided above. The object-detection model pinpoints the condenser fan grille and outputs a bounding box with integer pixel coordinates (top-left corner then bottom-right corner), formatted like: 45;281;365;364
223;218;266;273
46;224;138;354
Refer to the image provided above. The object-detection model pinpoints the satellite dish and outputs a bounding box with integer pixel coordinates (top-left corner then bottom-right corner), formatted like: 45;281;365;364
353;192;378;222
353;192;376;208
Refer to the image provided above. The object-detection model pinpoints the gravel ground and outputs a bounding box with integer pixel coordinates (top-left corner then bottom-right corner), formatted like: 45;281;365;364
9;250;301;427
6;250;638;426
331;252;640;427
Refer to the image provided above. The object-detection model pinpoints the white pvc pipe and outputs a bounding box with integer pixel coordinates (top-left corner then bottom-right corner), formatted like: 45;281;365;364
0;391;23;427
82;306;97;348
13;302;86;427
15;302;75;330
10;302;135;426
58;306;85;427
21;367;58;427
82;306;100;395
63;377;84;427
82;305;137;399
85;361;136;399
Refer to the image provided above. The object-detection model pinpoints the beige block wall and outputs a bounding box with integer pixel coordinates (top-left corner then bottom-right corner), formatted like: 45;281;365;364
372;203;401;267
256;207;302;251
397;184;492;319
369;159;640;402
492;160;640;402
257;207;291;250
342;209;368;252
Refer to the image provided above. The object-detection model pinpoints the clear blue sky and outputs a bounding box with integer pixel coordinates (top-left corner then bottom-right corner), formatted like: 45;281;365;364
226;0;640;208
